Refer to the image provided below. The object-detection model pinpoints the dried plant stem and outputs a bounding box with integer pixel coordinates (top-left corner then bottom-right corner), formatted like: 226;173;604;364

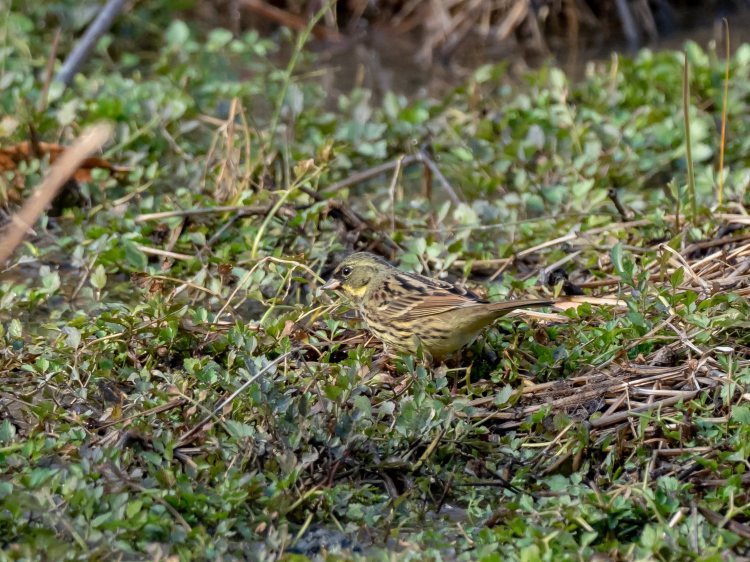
238;0;340;40
718;19;730;207
37;28;61;112
683;51;697;220
136;245;193;261
269;0;337;138
135;205;274;222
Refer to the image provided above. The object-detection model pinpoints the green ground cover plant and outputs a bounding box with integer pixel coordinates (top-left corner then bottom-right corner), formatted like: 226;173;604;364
2;4;750;560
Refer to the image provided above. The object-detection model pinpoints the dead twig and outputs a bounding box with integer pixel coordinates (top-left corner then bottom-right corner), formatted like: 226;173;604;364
697;506;750;540
136;245;194;262
323;199;400;257
320;155;420;195
589;393;698;429
607;187;632;221
94;398;187;433
415;149;462;205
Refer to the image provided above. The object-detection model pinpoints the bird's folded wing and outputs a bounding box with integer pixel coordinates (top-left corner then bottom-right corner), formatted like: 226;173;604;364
390;291;481;319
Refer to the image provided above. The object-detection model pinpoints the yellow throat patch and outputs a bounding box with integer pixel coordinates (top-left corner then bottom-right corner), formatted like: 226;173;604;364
345;285;368;299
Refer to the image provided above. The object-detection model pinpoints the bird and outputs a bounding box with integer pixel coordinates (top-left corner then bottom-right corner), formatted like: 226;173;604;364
321;252;554;361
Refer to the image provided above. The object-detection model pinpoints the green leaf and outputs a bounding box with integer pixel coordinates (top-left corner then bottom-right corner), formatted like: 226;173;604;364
225;420;255;439
41;270;60;294
452;146;473;162
353;395;371;418
611;243;634;282
611;243;624;277
571;178;595;198
525;194;545;214
92;512;111;528
91;265;107;290
731;405;750;424
8;319;22;338
670;267;684;288
126;500;143;519
0;419;16;443
383;91;401;119
63;327;81;349
123;241;148;270
207;28;233;51
27;467;57;488
494;385;514;406
166;21;190;47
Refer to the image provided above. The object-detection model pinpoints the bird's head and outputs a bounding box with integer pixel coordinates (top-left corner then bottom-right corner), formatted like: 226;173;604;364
322;252;393;304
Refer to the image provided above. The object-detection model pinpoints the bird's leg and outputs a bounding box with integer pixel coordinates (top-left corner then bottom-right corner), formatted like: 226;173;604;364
358;351;400;388
370;352;392;371
369;345;400;376
437;351;474;394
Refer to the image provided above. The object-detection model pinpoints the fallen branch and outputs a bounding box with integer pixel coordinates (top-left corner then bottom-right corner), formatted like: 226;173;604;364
319;150;462;205
0;124;112;265
698;506;750;540
323;199;400;257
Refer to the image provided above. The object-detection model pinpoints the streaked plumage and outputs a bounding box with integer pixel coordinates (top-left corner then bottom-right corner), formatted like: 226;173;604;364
322;252;553;360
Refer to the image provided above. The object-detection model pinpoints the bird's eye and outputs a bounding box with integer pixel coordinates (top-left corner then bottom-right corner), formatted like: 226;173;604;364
341;266;352;277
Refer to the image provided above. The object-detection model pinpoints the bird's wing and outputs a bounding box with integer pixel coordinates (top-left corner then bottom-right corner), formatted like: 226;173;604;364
406;293;487;318
376;272;486;319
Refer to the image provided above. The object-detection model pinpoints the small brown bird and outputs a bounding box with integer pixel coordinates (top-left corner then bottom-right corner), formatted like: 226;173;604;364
322;252;553;360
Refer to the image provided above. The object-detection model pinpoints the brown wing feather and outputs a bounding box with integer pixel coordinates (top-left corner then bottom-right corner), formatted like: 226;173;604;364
375;271;485;320
375;272;552;320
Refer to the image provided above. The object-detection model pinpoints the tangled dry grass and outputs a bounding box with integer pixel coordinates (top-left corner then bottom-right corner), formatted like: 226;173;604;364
232;0;714;62
440;212;750;514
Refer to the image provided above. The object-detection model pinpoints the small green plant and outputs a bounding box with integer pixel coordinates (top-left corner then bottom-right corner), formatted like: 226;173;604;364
2;6;750;560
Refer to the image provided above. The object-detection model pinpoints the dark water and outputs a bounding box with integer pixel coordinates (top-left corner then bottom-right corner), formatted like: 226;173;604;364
312;9;750;100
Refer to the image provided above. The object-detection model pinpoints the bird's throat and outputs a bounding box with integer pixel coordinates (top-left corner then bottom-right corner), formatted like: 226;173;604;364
346;285;369;299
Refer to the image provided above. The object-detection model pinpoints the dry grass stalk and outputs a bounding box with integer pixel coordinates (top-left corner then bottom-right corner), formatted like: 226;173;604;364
204;98;256;203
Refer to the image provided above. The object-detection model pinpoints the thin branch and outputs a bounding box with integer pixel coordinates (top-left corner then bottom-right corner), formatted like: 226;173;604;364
136;245;194;261
56;0;128;87
238;0;341;40
415;149;462;205
320;154;420;195
38;28;62;112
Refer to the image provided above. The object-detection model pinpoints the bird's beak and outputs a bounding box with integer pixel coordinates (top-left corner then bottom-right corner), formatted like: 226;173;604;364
321;278;341;291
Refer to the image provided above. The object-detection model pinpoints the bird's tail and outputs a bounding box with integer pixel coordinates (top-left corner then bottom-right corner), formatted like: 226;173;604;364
487;299;555;316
